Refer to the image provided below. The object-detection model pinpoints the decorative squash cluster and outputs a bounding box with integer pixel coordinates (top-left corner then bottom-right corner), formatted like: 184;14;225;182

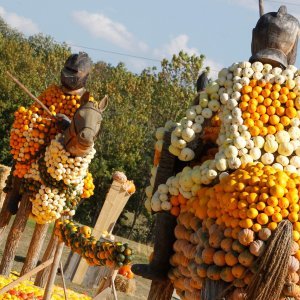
0;273;91;300
169;163;300;298
54;220;133;268
10;85;83;178
81;172;95;199
23;134;95;224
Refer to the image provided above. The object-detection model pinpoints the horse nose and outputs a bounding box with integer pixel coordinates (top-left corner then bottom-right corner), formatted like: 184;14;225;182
78;129;94;146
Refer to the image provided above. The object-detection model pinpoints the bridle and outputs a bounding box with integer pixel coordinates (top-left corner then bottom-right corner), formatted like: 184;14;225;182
64;104;103;149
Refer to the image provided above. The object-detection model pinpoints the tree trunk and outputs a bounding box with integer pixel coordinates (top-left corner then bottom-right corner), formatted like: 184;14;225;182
148;279;174;300
0;194;31;276
21;223;49;276
43;240;64;300
34;230;58;288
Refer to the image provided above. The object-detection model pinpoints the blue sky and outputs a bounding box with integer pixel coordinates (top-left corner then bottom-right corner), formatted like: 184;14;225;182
0;0;299;77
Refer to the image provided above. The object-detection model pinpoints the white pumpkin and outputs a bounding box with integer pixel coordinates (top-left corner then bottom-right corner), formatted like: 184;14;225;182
182;128;196;142
276;155;289;167
179;148;195;161
264;139;278;153
278;142;294;156
161;201;172;211
169;145;181;156
155;127;166;140
261;153;274;165
158;184;169;194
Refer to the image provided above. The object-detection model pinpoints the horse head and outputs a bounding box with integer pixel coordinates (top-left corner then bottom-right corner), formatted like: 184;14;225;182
63;92;108;157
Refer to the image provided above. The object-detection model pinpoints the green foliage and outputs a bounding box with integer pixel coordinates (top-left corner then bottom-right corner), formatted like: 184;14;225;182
0;18;208;242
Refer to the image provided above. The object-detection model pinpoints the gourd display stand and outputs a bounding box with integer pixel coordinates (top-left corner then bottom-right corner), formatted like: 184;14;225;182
133;5;300;300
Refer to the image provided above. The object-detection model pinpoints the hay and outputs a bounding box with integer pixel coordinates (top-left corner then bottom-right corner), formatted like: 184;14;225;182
114;274;136;294
246;220;293;300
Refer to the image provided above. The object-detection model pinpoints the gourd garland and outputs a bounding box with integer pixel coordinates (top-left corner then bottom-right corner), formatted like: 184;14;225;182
146;61;300;298
54;220;133;268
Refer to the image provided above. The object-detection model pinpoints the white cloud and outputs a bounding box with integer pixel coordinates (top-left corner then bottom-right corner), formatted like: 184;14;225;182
153;34;222;79
0;6;39;35
72;11;148;52
153;34;199;59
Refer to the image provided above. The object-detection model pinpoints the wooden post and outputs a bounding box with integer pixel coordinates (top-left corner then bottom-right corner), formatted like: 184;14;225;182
0;258;53;295
0;192;13;238
43;240;64;300
68;180;131;285
0;194;31;276
35;230;58;288
0;165;10;210
259;0;264;17
21;223;49;276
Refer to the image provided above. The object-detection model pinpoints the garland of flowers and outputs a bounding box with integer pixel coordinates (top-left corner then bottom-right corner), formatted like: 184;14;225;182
54;220;133;268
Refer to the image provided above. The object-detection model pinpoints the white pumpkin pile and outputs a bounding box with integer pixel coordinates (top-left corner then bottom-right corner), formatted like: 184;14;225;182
44;134;96;185
31;185;67;224
169;85;220;162
147;61;300;213
24;133;95;224
144;121;177;212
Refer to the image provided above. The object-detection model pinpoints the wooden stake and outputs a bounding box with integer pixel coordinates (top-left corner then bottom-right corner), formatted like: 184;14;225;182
259;0;264;17
60;261;68;300
43;240;64;300
6;71;54;117
21;223;49;276
0;258;53;295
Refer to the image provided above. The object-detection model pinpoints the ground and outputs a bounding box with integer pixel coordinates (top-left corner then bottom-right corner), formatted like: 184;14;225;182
0;218;154;299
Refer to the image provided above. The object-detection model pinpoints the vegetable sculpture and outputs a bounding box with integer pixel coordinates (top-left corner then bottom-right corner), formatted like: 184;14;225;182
145;59;300;299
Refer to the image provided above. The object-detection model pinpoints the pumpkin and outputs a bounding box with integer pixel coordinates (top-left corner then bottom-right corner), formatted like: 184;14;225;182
221;238;234;252
233;279;246;288
286;272;300;284
224;228;233;238
202;247;215;264
174;225;187;240
123;180;136;194
220;267;235;282
238;250;254;267
291;241;300;255
190;217;201;231
209;231;224;248
249;240;265;257
197;263;209;278
229;288;247;300
225;251;239;267
283;283;300;297
238;229;255;246
243;272;254;285
112;171;127;183
213;250;226;266
258;228;272;241
195;247;204;264
232;240;245;253
198;231;209;248
232;264;246;279
289;256;300;273
207;265;222;281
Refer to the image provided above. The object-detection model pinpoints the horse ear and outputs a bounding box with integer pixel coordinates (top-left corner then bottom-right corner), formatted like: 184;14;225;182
98;95;108;112
80;91;90;105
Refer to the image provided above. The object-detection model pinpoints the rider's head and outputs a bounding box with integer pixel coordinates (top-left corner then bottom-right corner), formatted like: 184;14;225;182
61;52;93;91
250;6;299;68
